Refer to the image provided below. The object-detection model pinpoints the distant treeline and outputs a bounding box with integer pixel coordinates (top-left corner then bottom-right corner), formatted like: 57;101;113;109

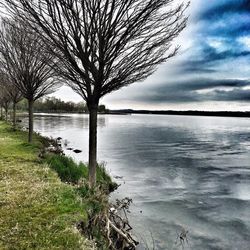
110;109;250;118
17;97;108;113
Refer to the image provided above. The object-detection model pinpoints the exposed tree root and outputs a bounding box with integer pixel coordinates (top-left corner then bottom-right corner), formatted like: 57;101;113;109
80;197;139;249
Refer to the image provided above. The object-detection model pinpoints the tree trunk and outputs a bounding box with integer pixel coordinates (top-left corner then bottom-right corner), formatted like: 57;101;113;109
28;99;34;143
0;106;3;120
5;108;8;121
88;104;98;187
13;102;16;129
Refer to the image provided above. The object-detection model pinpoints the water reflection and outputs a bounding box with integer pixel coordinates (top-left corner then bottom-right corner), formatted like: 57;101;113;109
21;114;250;250
31;113;107;131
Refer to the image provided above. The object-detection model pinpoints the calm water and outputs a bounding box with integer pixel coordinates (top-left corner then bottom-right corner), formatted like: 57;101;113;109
22;114;250;250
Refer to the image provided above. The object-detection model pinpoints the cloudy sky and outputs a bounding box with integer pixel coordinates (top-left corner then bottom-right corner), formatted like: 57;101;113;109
51;0;250;111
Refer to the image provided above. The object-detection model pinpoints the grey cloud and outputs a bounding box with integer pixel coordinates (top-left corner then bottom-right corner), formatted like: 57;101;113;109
211;89;250;102
135;78;250;104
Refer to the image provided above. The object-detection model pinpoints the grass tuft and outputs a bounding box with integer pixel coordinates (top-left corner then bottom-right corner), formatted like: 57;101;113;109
44;154;88;184
44;154;118;192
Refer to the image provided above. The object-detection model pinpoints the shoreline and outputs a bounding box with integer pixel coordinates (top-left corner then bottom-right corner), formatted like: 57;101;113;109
16;110;250;118
108;109;250;118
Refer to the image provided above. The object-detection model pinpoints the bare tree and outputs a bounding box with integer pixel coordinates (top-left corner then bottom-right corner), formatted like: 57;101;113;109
0;84;11;121
0;71;23;128
0;106;2;120
0;76;5;120
0;89;4;120
0;18;59;142
4;0;189;186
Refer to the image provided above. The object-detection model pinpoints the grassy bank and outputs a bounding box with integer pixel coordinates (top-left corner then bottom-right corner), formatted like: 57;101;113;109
0;121;115;249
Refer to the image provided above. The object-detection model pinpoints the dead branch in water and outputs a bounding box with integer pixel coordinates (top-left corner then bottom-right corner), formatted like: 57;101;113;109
175;228;189;250
79;197;139;249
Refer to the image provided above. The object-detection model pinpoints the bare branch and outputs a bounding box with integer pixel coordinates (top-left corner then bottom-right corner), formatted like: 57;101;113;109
0;17;59;102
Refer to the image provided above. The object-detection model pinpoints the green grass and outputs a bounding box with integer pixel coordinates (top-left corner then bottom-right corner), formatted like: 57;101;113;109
0;121;95;249
44;154;88;184
44;154;118;193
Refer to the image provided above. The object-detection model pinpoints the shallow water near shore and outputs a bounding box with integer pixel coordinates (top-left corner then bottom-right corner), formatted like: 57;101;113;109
21;113;250;249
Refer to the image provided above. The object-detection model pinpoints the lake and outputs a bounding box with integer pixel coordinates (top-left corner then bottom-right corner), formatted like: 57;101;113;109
21;113;250;250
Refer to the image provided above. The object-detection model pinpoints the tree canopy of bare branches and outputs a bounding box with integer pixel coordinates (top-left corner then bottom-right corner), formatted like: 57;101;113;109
0;18;59;141
3;0;189;186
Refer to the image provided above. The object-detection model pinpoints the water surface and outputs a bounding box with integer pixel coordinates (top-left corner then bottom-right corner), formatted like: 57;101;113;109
22;114;250;249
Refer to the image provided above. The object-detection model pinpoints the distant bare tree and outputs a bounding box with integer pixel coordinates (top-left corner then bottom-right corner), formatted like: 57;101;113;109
0;89;4;120
0;18;59;142
4;0;189;186
0;89;11;121
2;98;10;121
0;81;11;121
0;71;22;128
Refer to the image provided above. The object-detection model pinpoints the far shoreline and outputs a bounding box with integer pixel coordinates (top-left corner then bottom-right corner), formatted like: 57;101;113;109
16;109;250;118
108;109;250;118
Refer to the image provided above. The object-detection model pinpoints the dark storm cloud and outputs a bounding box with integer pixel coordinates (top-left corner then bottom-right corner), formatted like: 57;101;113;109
198;0;250;36
212;88;250;102
179;0;250;75
175;78;250;91
181;45;250;73
200;0;250;21
136;78;250;103
202;48;250;63
197;0;250;44
204;15;250;39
